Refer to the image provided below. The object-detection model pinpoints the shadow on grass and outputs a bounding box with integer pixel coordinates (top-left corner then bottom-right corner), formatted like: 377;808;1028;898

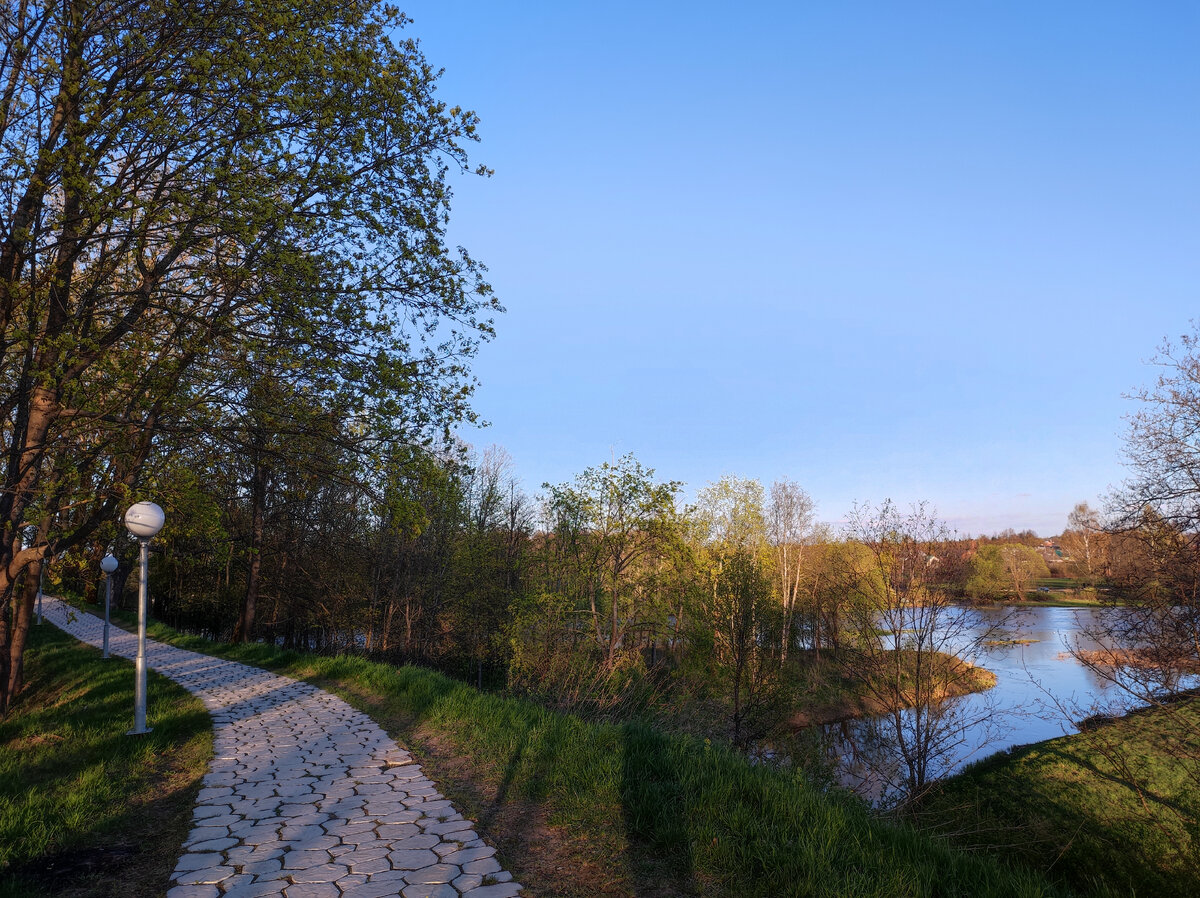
620;723;698;897
0;626;211;898
2;777;201;898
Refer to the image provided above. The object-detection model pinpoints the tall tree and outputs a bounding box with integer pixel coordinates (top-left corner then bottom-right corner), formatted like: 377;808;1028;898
965;543;1049;601
543;454;680;666
1082;327;1200;705
1061;501;1108;586
0;0;497;710
767;477;815;663
691;475;786;743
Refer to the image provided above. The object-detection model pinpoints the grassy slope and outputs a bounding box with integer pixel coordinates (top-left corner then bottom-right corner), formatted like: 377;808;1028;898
915;699;1200;898
92;607;1062;898
0;624;211;898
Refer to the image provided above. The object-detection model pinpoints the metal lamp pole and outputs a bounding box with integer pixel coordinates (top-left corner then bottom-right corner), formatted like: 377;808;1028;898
124;501;164;736
100;553;118;659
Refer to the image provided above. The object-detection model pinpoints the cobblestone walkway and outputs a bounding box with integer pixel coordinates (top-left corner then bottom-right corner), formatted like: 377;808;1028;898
43;598;522;898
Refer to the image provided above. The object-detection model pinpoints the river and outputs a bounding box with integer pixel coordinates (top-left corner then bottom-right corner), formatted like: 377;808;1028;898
806;604;1169;801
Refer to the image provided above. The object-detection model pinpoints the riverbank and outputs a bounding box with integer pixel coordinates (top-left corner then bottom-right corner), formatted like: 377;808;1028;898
913;695;1200;897
65;605;1059;897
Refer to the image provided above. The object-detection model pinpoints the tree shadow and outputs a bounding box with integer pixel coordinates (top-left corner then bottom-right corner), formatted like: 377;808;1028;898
619;722;698;897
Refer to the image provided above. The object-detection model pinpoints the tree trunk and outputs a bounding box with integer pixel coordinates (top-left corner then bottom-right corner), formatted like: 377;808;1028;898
4;555;42;710
235;456;268;642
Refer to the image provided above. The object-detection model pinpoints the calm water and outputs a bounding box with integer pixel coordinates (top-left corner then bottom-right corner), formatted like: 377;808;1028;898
937;605;1128;764
812;604;1161;798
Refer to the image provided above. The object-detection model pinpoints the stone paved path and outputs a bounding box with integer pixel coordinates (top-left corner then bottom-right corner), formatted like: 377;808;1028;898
43;598;522;898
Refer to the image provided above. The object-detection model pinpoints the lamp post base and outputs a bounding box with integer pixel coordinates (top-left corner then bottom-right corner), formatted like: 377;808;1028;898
125;726;153;736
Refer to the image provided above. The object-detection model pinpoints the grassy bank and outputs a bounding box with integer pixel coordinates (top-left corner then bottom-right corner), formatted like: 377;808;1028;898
89;606;1060;898
914;697;1200;898
1020;594;1107;608
0;624;211;898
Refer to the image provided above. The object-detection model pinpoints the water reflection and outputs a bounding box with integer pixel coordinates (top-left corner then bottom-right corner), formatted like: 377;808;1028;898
802;605;1169;801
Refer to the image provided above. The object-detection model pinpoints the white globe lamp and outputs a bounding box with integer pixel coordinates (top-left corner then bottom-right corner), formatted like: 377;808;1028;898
124;501;164;735
100;553;118;659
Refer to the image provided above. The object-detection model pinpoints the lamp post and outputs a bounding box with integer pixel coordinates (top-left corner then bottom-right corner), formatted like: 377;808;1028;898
124;501;164;736
100;553;118;659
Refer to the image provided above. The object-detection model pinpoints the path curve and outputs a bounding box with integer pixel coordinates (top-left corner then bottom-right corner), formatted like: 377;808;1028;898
43;598;522;898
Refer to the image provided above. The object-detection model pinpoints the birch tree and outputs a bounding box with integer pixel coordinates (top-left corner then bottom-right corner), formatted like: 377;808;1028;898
767;477;815;663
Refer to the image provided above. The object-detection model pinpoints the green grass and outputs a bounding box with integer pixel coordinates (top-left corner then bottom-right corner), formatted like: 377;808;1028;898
93;606;1063;898
914;699;1200;898
1022;594;1107;608
1035;578;1081;590
1017;581;1110;607
0;623;212;898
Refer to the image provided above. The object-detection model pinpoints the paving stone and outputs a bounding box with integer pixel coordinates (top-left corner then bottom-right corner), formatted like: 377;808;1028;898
424;819;471;836
349;854;394;875
391;834;440;851
184;825;232;845
401;885;458;898
165;885;221;898
242;827;285;846
460;885;523;898
196;812;243;827
286;834;340;851
193;804;234;820
375;823;421;841
174;852;224;873
288;862;350;882
282;849;331;869
389;848;440;870
403;864;461;885
283;884;341;898
218;873;259;892
174;865;235;885
221;882;287;898
40;598;521;898
188;836;239;853
366;869;411;887
340;882;407;898
461;857;503;876
373;809;421;824
240;856;284;878
454;873;484;892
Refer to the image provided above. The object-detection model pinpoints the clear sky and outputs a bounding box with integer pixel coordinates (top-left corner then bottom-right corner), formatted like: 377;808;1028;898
398;1;1199;537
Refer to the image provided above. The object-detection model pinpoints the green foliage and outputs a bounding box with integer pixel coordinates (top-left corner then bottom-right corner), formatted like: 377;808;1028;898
0;0;497;707
967;544;1050;601
699;547;785;746
966;545;1009;601
693;475;768;551
537;453;682;670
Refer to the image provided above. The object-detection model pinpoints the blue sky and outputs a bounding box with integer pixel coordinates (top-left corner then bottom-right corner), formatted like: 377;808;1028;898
400;1;1199;536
